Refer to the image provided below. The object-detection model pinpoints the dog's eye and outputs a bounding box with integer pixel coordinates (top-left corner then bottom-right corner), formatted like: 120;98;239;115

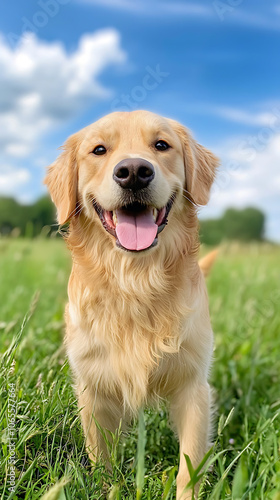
155;140;170;151
92;145;107;155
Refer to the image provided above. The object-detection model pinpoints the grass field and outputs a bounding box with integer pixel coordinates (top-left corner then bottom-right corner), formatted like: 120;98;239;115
0;238;280;500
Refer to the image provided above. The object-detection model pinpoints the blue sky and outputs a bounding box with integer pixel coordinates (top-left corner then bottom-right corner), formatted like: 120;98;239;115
0;0;279;240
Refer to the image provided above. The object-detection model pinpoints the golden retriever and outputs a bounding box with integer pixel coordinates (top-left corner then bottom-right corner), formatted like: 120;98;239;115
45;110;219;499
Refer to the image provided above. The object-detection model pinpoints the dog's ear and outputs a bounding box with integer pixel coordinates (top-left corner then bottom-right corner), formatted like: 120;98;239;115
173;122;219;205
44;134;79;225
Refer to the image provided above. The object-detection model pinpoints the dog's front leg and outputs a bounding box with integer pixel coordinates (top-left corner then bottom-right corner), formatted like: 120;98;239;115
170;382;211;500
77;384;124;466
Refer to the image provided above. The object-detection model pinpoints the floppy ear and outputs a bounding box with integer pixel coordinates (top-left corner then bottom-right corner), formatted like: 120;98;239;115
174;123;219;205
44;134;79;225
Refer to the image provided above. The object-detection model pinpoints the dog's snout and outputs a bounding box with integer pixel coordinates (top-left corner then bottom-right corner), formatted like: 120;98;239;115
113;158;155;190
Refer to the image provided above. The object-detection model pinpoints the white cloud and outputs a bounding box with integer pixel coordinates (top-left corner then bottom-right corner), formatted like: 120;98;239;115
78;0;280;28
79;0;139;10
213;108;278;127
0;166;31;197
229;9;280;30
212;2;280;30
201;133;280;241
163;3;211;15
0;29;126;158
200;104;280;127
78;0;211;16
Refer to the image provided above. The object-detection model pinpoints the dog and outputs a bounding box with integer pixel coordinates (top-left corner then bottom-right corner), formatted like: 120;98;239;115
45;110;219;499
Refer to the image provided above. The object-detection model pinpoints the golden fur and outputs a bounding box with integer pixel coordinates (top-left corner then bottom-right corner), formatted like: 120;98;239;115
45;110;219;499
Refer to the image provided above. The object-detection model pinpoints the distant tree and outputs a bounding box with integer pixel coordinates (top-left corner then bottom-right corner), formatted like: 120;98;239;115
223;207;265;241
29;196;56;234
199;219;224;245
0;197;23;234
0;195;55;236
200;207;266;244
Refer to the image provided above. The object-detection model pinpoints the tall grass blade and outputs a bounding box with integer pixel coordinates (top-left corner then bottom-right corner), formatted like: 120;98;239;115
136;409;146;500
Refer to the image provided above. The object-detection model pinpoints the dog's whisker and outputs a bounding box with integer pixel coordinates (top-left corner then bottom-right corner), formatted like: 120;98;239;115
58;196;98;235
182;193;198;207
73;201;84;217
73;204;84;218
182;189;199;207
58;201;84;229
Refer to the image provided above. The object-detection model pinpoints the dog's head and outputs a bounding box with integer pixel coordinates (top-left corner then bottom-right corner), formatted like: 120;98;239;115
45;111;219;252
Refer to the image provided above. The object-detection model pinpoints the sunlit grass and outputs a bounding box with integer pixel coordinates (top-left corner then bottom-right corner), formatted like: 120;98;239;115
0;238;279;499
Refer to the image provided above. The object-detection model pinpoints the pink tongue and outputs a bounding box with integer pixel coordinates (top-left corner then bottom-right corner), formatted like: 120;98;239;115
115;208;158;251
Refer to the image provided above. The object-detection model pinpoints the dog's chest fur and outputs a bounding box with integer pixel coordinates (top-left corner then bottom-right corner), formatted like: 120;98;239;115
65;237;212;412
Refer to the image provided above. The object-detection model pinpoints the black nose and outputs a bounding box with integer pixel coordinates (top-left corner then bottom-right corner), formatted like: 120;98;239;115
113;158;155;190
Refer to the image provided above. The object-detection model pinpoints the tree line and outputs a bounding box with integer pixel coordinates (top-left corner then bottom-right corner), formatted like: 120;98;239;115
0;196;56;237
0;195;266;243
200;207;265;244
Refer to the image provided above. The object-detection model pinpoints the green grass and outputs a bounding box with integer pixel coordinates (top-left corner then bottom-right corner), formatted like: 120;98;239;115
0;238;280;499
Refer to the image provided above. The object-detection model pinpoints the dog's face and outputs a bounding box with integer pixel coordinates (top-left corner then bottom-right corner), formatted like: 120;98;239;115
45;111;218;252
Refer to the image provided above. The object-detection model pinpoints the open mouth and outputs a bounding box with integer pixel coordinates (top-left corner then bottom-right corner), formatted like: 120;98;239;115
93;195;175;252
